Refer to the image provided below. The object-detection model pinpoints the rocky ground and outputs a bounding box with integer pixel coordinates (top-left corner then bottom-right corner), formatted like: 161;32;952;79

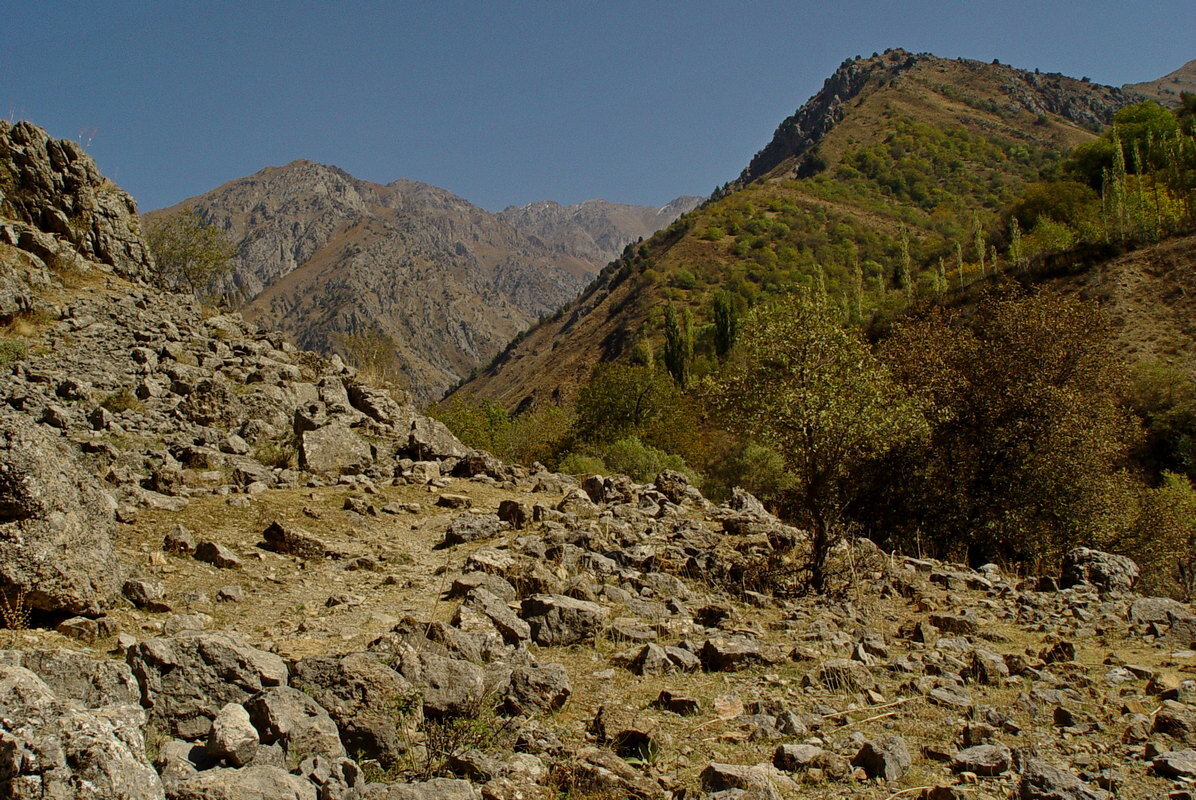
1;120;1196;800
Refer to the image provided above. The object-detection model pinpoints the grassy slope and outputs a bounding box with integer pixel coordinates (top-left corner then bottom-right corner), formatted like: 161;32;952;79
452;53;1126;410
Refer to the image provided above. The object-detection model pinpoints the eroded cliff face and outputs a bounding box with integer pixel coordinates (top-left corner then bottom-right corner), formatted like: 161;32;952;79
0;120;153;282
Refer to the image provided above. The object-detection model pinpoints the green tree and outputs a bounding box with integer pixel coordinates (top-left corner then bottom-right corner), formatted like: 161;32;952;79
144;209;236;296
871;290;1140;567
571;362;696;456
712;290;740;359
705;292;926;591
662;303;694;389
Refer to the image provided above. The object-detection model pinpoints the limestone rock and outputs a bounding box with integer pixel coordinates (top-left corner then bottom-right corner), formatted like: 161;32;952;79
168;765;316;800
206;702;259;767
299;423;373;474
0;120;154;281
0;664;164;800
853;734;912;781
244;686;345;764
952;744;1012;776
521;594;609;646
0;406;121;615
126;630;288;739
1060;547;1138;594
1017;758;1109;799
290;652;418;767
442;513;508;547
261;521;327;558
504;661;571;714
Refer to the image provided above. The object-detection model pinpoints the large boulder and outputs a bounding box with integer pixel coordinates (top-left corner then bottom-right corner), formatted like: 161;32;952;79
244;686;345;764
520;594;609;646
290;652;419;767
0;646;140;707
167;765;315;800
0;407;121;616
126;630;288;739
1060;548;1138;594
0;664;164;800
407;416;467;460
299;423;374;474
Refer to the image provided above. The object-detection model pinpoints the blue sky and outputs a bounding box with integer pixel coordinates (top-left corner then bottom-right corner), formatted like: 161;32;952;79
3;2;1192;212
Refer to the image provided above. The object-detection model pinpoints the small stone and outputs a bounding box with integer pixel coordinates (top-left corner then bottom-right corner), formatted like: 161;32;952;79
123;578;170;612
653;690;700;716
952;744;1012;777
436;493;472;509
853;734;911;781
207;702;259;767
163;524;196;554
195;541;242;569
261;521;326;558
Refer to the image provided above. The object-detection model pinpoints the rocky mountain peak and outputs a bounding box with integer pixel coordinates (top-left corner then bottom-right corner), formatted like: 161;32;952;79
737;49;1136;187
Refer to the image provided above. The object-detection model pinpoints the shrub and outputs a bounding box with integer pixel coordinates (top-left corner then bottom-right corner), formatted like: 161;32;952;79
0;338;27;369
591;436;695;484
1128;361;1196;481
100;388;142;414
253;441;296;470
1120;472;1196;599
144;208;236;296
868;289;1141;568
333;328;405;388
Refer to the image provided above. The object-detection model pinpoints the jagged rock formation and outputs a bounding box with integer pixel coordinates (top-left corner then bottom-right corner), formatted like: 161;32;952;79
0;120;153;282
148;162;696;402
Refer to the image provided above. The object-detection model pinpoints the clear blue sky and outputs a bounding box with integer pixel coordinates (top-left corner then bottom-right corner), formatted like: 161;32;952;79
4;1;1192;212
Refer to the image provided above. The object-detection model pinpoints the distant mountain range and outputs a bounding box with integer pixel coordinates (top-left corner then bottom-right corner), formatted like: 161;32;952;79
146;163;698;401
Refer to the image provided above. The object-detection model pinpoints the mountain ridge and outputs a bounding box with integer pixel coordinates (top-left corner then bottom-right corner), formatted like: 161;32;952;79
451;49;1151;411
146;163;697;402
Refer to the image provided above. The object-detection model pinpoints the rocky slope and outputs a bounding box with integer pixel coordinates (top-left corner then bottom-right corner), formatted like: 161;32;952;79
1;118;1195;800
452;50;1142;410
1125;58;1196;107
496;195;702;267
149;163;696;403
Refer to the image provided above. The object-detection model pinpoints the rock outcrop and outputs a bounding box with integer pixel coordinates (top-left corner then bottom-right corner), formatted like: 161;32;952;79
0;120;153;282
0;406;121;616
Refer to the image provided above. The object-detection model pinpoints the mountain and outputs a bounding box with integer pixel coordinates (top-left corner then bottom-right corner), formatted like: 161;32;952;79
1125;58;1196;106
2;117;1192;800
148;164;696;403
496;195;702;266
452;49;1139;410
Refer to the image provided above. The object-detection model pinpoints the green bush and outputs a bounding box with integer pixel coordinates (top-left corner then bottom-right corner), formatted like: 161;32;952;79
556;452;606;476
100;389;142;414
1121;472;1196;599
595;436;695;483
0;338;27;369
1129;361;1196;481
